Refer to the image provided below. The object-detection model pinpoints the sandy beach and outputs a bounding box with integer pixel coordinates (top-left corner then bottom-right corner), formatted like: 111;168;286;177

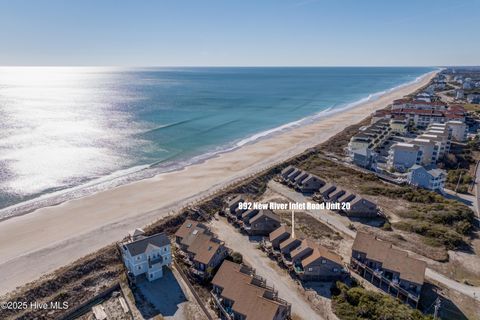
0;72;435;296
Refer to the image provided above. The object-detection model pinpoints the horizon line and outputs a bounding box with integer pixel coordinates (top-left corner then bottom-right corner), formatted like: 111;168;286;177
0;64;458;68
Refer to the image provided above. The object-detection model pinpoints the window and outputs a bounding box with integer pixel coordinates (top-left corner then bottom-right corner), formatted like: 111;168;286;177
321;259;326;264
333;268;338;272
138;266;141;270
308;267;313;272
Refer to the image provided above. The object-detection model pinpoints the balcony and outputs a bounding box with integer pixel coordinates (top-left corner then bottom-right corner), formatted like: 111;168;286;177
211;292;234;320
349;258;421;308
148;256;164;269
189;266;207;278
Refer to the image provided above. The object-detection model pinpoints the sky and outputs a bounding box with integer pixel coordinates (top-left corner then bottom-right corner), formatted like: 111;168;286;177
0;0;479;67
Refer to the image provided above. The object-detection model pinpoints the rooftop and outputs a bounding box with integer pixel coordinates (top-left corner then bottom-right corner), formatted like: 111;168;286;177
301;243;343;267
352;232;426;285
174;219;208;241
186;232;222;265
411;165;445;178
212;261;286;320
124;233;170;256
393;142;418;149
269;225;291;243
250;209;281;224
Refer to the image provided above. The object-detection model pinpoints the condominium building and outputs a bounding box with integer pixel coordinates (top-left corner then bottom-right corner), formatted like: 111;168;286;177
411;138;436;165
211;261;291;320
348;119;391;168
387;143;422;172
447;120;468;142
350;232;427;308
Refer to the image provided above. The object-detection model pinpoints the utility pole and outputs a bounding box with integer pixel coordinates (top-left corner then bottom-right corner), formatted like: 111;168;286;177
453;162;462;195
291;210;295;238
455;171;463;195
433;297;441;320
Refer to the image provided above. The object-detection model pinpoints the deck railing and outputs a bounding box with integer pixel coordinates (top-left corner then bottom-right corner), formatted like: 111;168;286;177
349;258;420;304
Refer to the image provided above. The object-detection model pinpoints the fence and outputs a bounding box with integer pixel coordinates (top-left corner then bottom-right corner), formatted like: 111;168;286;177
173;261;215;320
58;282;132;320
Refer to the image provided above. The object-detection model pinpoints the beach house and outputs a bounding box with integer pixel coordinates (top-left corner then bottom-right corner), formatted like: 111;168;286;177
318;183;337;201
297;174;325;193
280;165;295;180
350;232;427;308
211;261;291;320
241;208;260;223
347;133;375;167
244;209;282;236
175;220;229;278
286;168;302;183
269;225;292;250
289;239;344;281
407;165;446;192
279;237;302;256
225;195;246;217
121;230;171;282
415;92;433;103
347;197;378;217
275;236;302;268
292;171;309;187
328;189;346;202
298;245;344;281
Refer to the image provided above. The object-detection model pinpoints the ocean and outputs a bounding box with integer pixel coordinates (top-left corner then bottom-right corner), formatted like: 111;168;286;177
0;66;434;217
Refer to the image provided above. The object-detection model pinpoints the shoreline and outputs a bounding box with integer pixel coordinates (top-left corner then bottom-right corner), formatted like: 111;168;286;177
0;71;434;221
0;71;436;296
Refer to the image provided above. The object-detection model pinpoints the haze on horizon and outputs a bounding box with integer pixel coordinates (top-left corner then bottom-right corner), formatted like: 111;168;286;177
0;0;479;67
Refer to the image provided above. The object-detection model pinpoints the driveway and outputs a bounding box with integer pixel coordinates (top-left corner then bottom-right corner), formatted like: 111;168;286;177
136;268;189;319
268;181;355;238
209;218;332;320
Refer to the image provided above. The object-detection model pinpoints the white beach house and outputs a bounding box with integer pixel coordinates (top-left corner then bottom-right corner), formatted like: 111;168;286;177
408;165;446;192
121;229;171;282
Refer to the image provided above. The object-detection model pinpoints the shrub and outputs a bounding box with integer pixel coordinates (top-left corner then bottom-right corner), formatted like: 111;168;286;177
229;251;243;264
362;184;474;249
331;281;433;320
382;222;392;231
394;221;465;249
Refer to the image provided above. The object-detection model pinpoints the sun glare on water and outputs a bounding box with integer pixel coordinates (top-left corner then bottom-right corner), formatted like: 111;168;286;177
0;67;142;197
